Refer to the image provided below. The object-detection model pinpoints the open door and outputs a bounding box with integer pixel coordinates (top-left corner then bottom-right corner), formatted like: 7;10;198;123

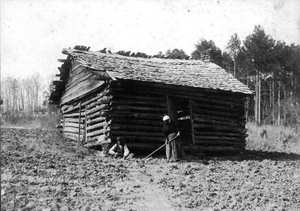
167;96;193;145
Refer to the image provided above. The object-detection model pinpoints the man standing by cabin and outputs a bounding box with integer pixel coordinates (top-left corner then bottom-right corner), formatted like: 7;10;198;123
162;115;184;162
108;137;134;159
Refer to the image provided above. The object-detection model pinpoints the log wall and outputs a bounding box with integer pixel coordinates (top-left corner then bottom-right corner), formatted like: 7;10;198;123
191;95;247;152
60;77;248;153
108;80;168;149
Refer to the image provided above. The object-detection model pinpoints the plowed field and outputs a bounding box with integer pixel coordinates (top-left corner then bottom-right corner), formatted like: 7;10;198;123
1;128;300;211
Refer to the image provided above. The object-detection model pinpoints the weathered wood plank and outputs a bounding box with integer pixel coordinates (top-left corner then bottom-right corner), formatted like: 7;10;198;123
66;71;94;92
61;75;105;105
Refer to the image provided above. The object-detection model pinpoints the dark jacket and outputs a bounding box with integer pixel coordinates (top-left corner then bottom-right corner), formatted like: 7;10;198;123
162;120;178;138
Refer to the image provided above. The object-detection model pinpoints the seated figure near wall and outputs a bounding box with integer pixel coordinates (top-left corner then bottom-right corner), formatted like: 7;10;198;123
108;137;134;159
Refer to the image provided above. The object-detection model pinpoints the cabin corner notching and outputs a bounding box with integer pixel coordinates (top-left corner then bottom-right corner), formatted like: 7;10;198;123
49;47;253;153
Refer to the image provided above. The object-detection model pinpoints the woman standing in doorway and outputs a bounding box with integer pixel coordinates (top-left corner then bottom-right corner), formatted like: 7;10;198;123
162;115;185;162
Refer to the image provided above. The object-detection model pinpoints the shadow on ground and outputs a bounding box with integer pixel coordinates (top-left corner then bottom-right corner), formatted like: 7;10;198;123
128;147;300;162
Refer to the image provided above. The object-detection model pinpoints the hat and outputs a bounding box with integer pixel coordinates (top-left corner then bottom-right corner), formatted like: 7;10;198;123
163;115;170;121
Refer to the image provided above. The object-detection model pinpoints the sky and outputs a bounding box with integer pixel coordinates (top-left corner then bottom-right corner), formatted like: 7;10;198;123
1;0;300;84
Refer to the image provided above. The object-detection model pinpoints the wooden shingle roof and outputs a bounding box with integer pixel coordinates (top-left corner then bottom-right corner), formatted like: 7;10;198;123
62;48;253;95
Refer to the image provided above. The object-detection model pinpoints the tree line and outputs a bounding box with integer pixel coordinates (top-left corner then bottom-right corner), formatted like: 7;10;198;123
0;73;54;115
165;25;300;126
1;25;299;126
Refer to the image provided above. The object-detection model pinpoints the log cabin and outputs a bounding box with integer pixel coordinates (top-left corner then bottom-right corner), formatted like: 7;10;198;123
49;46;253;154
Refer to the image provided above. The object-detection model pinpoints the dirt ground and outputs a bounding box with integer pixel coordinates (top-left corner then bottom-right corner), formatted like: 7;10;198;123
1;127;300;211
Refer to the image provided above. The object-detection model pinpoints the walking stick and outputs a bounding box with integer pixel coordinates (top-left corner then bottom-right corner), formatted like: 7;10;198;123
142;134;179;160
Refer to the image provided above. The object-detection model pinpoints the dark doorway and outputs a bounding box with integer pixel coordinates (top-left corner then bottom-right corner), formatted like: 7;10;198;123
167;96;193;145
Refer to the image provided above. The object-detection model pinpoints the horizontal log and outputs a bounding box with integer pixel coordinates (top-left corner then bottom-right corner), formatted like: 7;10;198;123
109;130;164;138
193;97;245;108
192;113;245;124
62;106;80;114
193;140;246;146
194;135;245;142
86;128;106;137
110;100;167;108
109;135;164;143
110;124;162;132
193;117;242;128
86;121;109;131
84;136;111;147
81;87;109;106
64;118;84;124
192;107;242;120
86;111;100;119
110;113;163;121
112;92;166;102
187;145;244;152
64;127;84;134
86;104;110;115
84;95;113;108
194;131;247;137
111;105;167;113
193;102;244;113
86;100;110;111
99;97;113;104
64;112;85;118
64;133;77;141
64;122;84;129
86;91;112;109
195;142;245;149
86;110;110;119
193;123;246;133
111;118;163;127
86;117;107;125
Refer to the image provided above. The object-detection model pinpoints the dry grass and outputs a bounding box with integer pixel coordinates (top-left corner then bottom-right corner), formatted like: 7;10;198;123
246;122;300;154
1;113;61;129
